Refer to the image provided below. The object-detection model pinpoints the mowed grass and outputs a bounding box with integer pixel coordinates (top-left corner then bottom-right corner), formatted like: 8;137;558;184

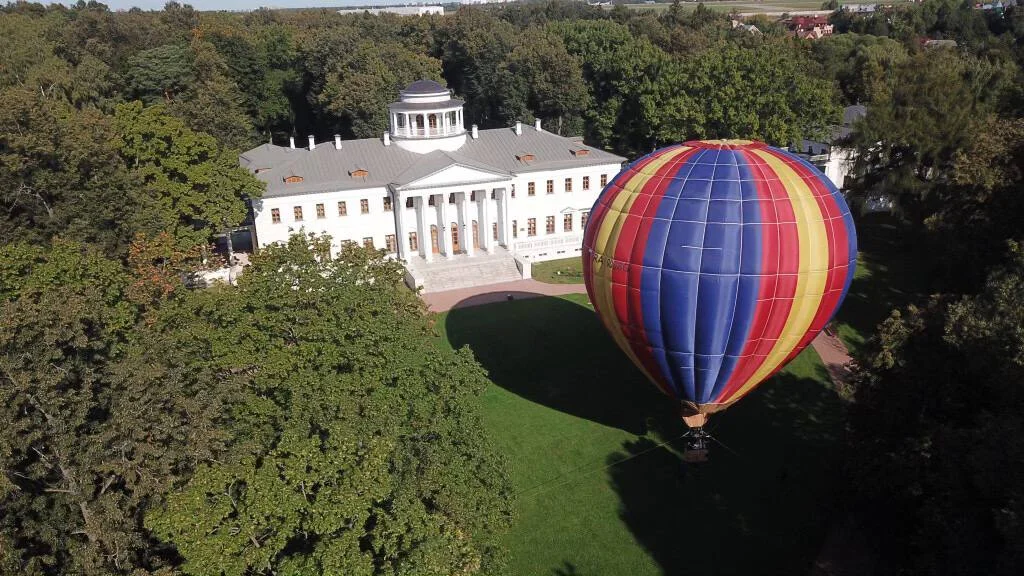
832;213;932;356
438;293;844;575
531;256;585;284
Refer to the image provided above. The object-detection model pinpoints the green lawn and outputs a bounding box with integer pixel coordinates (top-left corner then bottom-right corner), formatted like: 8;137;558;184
438;294;844;575
531;257;585;285
832;213;932;356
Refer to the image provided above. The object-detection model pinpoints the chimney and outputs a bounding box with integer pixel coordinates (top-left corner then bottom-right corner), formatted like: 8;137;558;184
334;134;342;150
535;118;542;132
383;132;391;146
515;121;522;136
289;136;295;149
307;135;315;150
471;124;479;139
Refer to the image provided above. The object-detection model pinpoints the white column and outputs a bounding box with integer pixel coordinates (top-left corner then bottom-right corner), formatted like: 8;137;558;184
501;185;512;249
496;187;507;247
438;193;453;259
477;190;491;254
415;195;431;263
393;190;407;261
460;192;474;257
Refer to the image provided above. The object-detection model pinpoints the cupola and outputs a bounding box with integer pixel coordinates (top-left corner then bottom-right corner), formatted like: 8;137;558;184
388;79;467;154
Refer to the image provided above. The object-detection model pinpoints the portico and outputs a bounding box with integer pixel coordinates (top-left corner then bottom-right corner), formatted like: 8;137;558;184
392;182;512;263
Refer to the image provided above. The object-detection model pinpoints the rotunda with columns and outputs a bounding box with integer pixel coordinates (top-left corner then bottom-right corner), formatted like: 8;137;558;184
388;79;467;154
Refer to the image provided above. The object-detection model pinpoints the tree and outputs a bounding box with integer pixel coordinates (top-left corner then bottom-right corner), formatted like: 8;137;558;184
316;41;442;139
497;28;591;135
0;240;238;574
847;244;1024;575
113;101;263;260
168;37;257;151
847;50;1013;228
145;236;514;575
125;43;193;104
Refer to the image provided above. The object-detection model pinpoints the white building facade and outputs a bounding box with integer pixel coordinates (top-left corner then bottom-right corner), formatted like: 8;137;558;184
242;80;625;291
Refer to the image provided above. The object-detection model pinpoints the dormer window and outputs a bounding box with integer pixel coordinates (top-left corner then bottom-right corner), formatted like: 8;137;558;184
284;175;304;183
350;169;369;179
572;148;590;157
517;153;536;163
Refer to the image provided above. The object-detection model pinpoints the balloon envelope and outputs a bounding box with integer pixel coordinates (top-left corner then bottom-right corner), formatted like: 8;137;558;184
582;140;857;416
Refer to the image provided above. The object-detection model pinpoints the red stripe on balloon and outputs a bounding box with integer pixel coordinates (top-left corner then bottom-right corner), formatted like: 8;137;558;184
713;149;800;404
770;149;851;367
583;153;662;316
623;147;701;395
608;150;688;394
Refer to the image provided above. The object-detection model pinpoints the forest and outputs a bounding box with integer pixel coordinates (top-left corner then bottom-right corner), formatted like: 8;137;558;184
1;0;1023;574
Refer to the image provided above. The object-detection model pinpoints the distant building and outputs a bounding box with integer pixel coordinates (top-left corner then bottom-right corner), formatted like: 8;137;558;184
842;3;877;12
793;105;866;192
921;38;958;49
337;5;444;17
787;15;834;39
241;80;625;292
731;20;763;35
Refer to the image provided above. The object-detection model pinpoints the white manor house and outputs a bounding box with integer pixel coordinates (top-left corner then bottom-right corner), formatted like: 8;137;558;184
241;80;625;292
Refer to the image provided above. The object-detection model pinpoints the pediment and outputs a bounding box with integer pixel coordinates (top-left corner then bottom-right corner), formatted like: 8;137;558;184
393;153;510;191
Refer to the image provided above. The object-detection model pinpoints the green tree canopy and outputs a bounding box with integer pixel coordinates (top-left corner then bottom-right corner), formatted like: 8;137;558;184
146;236;513;575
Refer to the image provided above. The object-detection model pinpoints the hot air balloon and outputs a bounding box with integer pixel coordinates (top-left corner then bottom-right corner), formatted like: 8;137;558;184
582;140;857;460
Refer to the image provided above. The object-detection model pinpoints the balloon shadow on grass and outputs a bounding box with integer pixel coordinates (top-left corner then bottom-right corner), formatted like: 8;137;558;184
606;362;844;576
443;293;676;434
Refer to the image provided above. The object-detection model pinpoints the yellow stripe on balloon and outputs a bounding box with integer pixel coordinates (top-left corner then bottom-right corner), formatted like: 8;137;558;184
591;147;691;385
729;149;829;399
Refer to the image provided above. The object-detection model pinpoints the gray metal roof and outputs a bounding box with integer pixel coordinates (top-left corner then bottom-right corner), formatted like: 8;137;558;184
403;79;446;94
242;125;626;198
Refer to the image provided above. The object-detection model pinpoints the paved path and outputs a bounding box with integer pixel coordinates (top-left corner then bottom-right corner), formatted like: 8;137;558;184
421;279;587;312
811;331;855;391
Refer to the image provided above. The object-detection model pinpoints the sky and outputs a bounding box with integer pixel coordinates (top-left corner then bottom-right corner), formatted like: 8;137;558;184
39;0;429;11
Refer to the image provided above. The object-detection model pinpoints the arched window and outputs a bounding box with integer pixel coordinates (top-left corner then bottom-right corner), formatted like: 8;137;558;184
428;114;438;130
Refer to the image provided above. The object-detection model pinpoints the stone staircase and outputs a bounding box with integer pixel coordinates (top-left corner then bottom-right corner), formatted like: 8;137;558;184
406;247;523;293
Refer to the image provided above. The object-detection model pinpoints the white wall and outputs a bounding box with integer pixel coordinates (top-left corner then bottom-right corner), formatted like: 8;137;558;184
253;186;400;256
507;162;621;262
251;161;625;264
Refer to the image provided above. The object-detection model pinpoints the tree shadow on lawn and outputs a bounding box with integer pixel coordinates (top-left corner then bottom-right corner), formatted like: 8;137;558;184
444;294;676;434
606;363;844;576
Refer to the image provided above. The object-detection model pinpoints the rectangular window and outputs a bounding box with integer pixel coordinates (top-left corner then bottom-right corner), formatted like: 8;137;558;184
583;176;590;190
600;174;608;187
546;216;555;234
527;218;536;237
492;222;498;240
581;211;590;230
363;236;374;249
293;206;303;222
383;196;392;212
271;208;281;224
428;195;435;207
338;201;347;216
360;199;369;214
512;220;518;239
449;193;456;204
406;197;414;209
316;203;325;219
528;182;535;196
564;178;572;192
564;214;573;232
385;234;396;253
546;180;554;194
409;232;418;251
